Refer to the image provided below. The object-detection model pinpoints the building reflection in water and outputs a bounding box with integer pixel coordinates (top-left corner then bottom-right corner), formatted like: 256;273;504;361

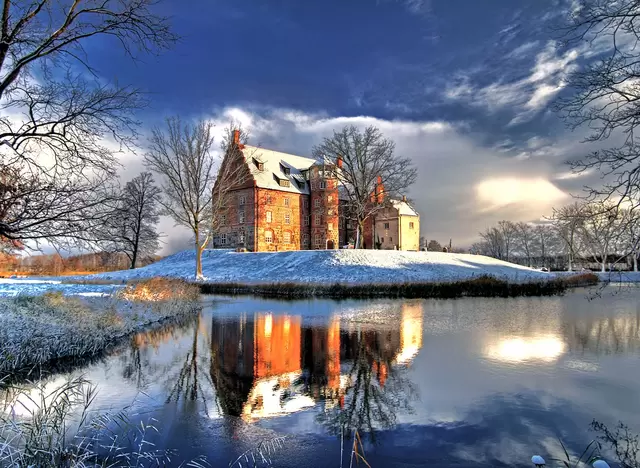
209;303;424;423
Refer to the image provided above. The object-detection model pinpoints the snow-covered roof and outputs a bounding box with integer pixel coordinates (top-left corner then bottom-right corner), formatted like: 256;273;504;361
241;145;316;195
390;199;419;217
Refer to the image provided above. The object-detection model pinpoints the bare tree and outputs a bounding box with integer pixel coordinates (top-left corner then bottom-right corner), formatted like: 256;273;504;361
103;172;161;269
497;220;517;262
550;203;585;272
0;0;175;246
557;0;640;207
479;226;504;259
312;126;417;248
514;222;535;267
144;118;217;279
577;200;624;272
621;208;640;271
533;224;556;269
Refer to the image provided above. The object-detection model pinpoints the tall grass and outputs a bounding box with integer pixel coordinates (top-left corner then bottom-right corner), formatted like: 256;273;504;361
0;377;209;467
0;279;201;377
200;273;600;300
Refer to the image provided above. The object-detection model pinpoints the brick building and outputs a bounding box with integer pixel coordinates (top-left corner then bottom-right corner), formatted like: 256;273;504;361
213;130;419;251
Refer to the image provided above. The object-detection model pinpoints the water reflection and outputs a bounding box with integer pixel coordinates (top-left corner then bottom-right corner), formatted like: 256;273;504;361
210;303;423;435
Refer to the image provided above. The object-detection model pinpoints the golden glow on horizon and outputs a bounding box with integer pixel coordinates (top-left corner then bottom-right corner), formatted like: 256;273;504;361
476;177;567;209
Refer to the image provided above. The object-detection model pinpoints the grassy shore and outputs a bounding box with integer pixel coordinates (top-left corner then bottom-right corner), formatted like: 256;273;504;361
0;279;200;377
199;273;600;299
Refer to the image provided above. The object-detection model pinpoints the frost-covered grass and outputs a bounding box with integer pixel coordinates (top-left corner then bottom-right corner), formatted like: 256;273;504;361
0;279;200;376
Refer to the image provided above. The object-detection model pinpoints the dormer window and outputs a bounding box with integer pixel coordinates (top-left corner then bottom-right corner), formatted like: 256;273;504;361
279;179;290;187
253;158;264;171
280;162;291;176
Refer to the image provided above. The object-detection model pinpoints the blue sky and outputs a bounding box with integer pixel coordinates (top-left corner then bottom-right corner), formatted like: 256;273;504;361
87;0;609;252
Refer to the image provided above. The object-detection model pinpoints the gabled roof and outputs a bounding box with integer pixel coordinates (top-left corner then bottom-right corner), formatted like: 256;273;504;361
241;145;316;195
390;199;419;217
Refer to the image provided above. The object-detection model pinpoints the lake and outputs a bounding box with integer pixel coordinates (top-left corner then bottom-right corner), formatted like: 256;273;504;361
3;287;640;467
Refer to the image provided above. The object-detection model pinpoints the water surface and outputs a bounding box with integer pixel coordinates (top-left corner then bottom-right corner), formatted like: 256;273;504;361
5;288;640;467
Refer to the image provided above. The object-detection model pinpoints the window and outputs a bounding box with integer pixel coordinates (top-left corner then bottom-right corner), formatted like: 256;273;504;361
239;195;246;206
340;218;345;228
265;230;273;243
266;195;272;204
314;198;321;208
409;222;415;229
279;179;290;187
328;222;333;231
221;214;226;225
314;235;322;249
239;233;245;244
258;162;264;171
347;221;353;229
266;211;272;223
314;214;321;225
319;180;326;189
304;199;309;209
284;197;290;207
283;232;291;243
304;216;310;226
328;195;333;203
390;237;393;242
220;233;227;245
284;213;291;224
238;210;245;224
384;222;390;229
302;234;309;245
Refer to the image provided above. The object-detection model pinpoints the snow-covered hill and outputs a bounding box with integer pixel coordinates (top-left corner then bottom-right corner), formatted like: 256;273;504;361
87;249;552;284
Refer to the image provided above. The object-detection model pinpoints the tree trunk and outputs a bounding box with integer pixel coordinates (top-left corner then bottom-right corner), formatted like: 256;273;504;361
567;254;572;272
130;249;138;270
356;220;365;249
195;225;203;279
634;253;638;272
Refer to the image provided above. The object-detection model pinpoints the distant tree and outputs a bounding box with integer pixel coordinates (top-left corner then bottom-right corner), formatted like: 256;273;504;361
532;224;557;269
620;209;640;271
145;118;248;279
419;236;426;250
479;226;505;259
426;240;442;252
550;203;585;271
0;0;176;247
577;200;625;272
104;172;161;269
497;221;517;262
312;126;417;248
514;222;535;267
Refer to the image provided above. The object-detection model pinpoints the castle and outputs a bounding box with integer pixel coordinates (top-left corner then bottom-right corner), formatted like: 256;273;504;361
213;130;420;252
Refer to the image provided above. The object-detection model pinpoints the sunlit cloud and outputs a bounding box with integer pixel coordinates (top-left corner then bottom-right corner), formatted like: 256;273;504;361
476;177;568;211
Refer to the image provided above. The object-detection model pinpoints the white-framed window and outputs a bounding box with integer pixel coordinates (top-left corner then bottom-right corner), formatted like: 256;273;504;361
304;216;310;226
284;213;291;224
265;230;273;243
284;197;290;207
384;222;390;229
266;195;272;204
239;195;246;206
220;233;227;245
328;222;333;231
314;198;321;208
302;234;309;245
319;180;326;189
314;214;321;225
239;233;245;243
409;222;415;229
283;232;291;244
304;199;309;209
314;235;322;249
328;195;333;203
238;210;245;224
221;214;226;225
266;211;272;223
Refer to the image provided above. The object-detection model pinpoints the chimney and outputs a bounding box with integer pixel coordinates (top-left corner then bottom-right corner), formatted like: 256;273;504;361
376;176;385;204
402;195;407;202
232;129;240;146
336;154;343;169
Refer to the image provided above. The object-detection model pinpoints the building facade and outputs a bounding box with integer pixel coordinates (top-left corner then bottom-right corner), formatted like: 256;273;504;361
213;131;420;251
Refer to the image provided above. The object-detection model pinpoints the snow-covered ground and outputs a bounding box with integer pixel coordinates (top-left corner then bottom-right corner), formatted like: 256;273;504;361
0;278;121;298
87;249;553;284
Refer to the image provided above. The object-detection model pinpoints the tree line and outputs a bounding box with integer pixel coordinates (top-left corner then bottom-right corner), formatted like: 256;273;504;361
471;200;640;272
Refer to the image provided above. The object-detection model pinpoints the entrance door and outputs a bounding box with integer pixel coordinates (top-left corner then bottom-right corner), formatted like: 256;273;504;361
326;239;335;250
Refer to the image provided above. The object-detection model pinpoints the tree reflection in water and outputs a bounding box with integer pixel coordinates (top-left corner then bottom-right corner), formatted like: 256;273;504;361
209;304;422;440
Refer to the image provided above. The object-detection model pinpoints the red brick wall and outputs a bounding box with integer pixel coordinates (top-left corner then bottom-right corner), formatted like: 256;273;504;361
255;188;309;252
309;165;339;250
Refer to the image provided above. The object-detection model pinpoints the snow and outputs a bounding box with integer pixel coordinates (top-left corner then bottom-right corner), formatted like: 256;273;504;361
242;145;315;195
0;278;121;298
390;199;419;217
85;249;553;284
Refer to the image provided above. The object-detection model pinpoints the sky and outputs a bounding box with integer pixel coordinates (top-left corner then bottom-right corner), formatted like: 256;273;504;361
82;0;614;253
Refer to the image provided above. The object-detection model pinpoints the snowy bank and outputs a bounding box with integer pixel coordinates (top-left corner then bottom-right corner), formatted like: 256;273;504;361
0;280;200;376
87;249;553;285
